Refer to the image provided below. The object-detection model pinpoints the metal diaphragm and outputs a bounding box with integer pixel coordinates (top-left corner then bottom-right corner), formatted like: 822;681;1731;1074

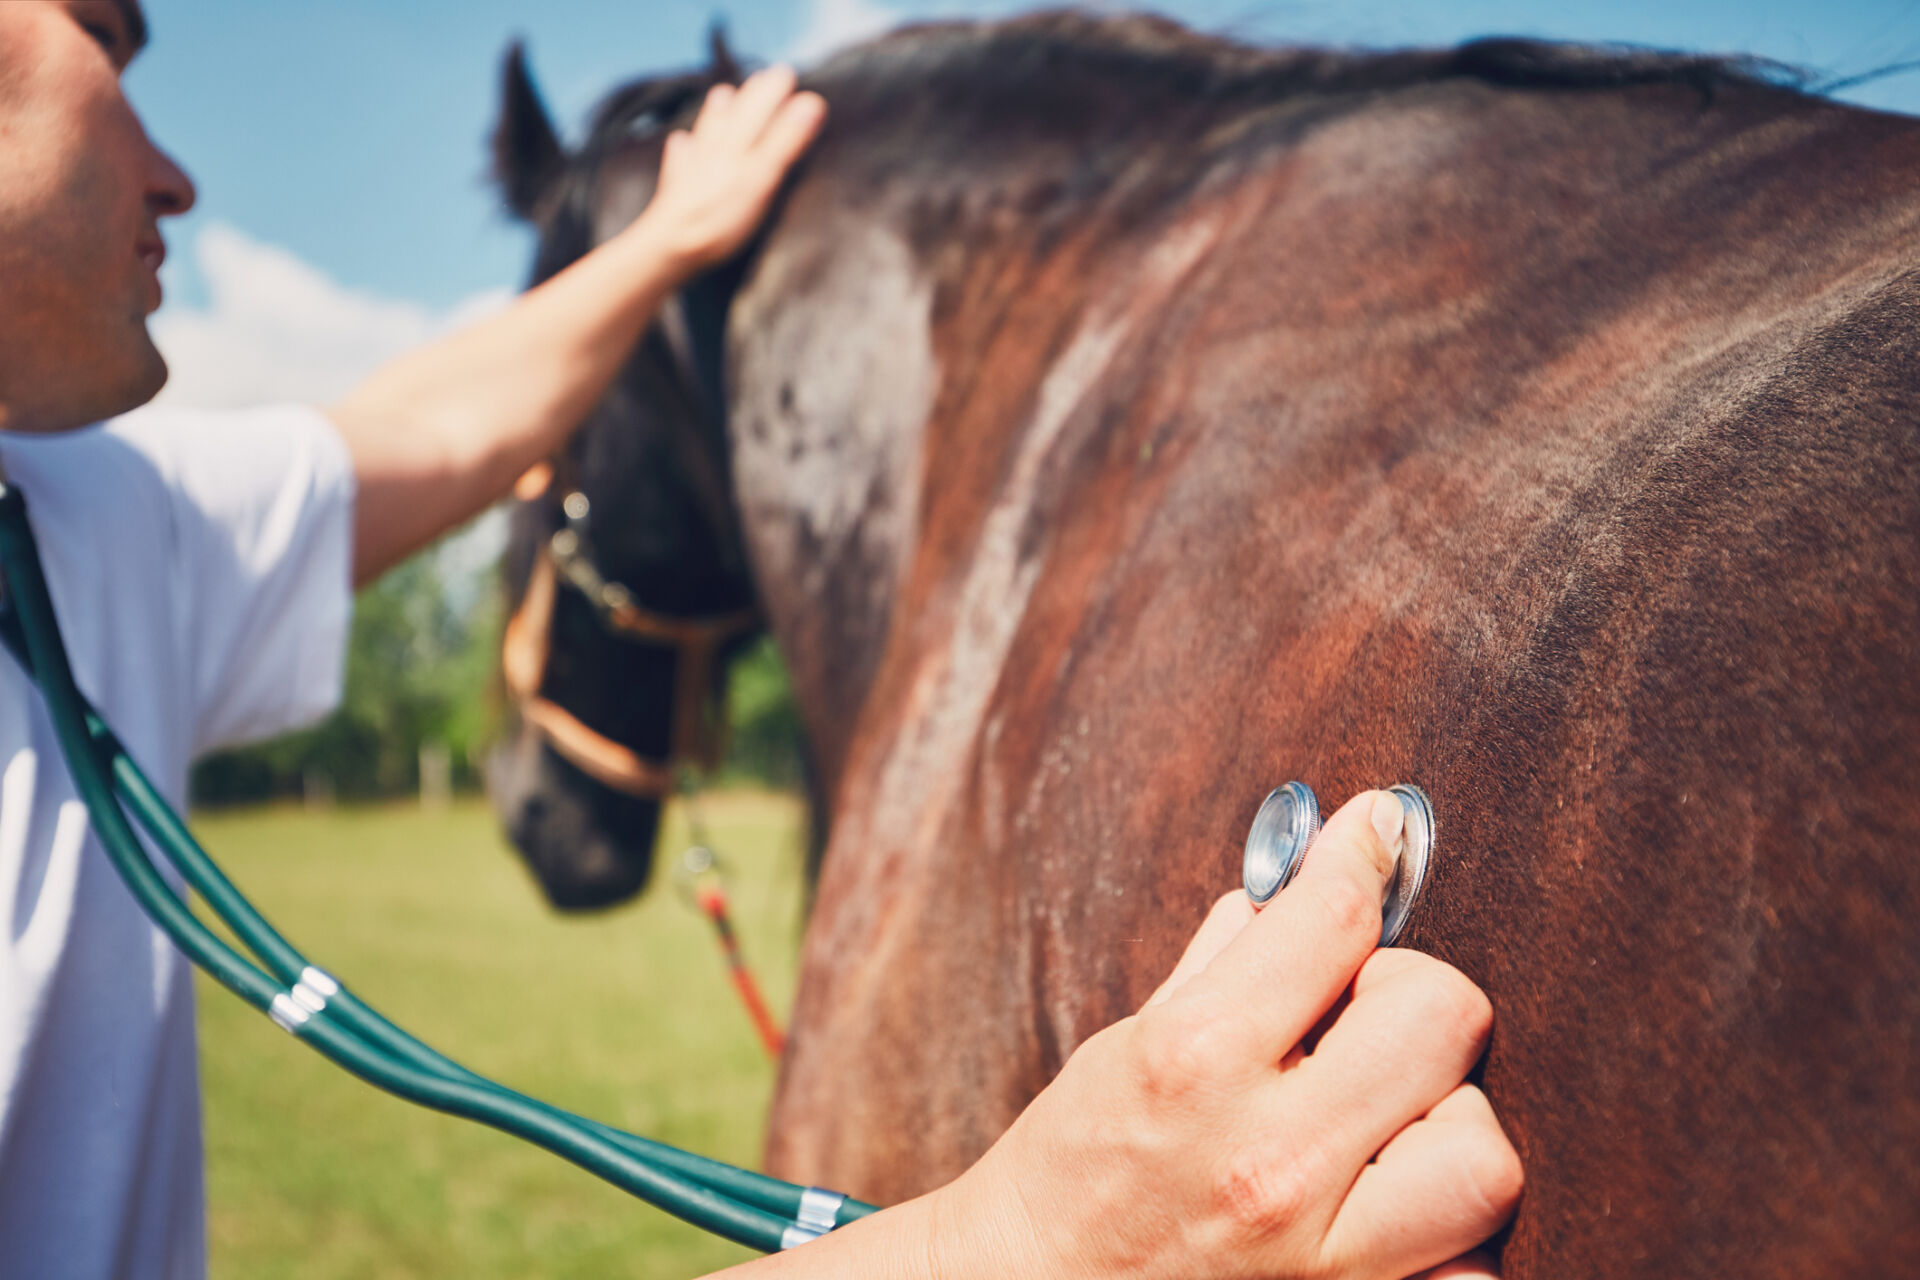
1241;781;1438;945
1379;783;1435;947
1243;781;1322;907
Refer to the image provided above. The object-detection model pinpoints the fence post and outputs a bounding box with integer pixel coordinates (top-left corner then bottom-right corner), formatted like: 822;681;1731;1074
419;742;452;811
302;767;335;811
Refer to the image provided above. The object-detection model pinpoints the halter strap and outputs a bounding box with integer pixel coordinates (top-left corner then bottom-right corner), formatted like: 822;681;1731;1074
500;508;757;799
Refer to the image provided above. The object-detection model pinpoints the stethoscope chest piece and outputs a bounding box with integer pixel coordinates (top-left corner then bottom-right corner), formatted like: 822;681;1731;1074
1379;783;1434;947
1242;781;1321;907
1242;780;1436;945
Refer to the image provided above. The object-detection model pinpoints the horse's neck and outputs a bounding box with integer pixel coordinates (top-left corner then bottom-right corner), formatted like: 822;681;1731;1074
727;209;939;795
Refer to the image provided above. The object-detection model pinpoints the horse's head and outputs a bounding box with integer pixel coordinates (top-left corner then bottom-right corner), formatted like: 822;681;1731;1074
487;35;759;910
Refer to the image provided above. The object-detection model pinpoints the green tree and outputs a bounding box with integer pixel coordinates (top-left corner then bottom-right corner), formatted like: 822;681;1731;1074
191;552;805;807
191;551;502;806
721;635;803;788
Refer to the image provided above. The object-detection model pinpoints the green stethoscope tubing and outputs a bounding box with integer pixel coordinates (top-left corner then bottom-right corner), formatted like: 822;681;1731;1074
0;478;875;1254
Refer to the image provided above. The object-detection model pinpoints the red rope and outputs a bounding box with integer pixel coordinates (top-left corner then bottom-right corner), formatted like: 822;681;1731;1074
697;885;786;1059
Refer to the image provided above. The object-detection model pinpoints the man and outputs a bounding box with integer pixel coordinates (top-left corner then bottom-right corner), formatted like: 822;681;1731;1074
0;3;1520;1277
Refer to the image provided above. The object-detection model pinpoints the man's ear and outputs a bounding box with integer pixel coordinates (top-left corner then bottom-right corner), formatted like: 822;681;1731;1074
492;40;566;224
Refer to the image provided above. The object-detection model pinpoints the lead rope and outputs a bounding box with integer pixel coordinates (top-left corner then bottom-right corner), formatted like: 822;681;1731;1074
676;843;787;1059
676;783;787;1059
0;473;871;1253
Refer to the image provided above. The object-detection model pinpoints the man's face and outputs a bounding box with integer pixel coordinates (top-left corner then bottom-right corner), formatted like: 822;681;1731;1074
0;1;193;434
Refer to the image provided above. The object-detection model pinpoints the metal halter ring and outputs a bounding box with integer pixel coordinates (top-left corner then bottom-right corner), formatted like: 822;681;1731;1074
674;844;727;910
1242;781;1437;945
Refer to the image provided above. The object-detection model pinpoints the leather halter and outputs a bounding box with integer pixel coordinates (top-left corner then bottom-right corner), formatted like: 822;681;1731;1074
500;488;757;799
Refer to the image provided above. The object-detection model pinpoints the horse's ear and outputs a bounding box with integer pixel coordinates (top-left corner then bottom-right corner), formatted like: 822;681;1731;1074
492;40;566;223
708;21;743;85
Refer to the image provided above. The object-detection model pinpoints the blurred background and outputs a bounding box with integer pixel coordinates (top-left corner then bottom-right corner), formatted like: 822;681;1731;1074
121;2;1916;1276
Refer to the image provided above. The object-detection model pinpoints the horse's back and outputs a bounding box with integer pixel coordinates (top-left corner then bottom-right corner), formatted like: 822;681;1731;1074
746;52;1920;1276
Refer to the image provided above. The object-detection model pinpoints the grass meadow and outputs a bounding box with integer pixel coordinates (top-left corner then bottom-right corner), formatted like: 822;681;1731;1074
191;793;808;1279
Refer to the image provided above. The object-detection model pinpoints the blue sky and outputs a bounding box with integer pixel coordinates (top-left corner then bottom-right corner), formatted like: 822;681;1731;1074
115;0;1918;434
126;0;1919;319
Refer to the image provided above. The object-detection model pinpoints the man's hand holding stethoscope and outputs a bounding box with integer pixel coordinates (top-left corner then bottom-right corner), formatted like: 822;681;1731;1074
840;789;1523;1280
949;788;1519;1278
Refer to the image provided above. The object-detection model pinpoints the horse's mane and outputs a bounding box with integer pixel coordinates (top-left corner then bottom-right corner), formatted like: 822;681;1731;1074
573;12;1801;162
811;12;1795;107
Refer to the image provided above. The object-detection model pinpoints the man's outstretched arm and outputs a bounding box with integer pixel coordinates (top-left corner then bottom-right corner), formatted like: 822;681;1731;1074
328;66;824;587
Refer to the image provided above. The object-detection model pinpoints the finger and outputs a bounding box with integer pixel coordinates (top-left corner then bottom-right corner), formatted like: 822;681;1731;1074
1324;1085;1523;1280
720;64;800;148
691;82;736;138
1144;891;1253;1009
1291;948;1493;1170
1168;790;1403;1065
657;129;689;181
1411;1252;1502;1279
751;89;828;168
1387;1080;1508;1149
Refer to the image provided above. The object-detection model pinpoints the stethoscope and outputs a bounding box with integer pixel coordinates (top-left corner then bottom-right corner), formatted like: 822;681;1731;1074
0;467;871;1253
1241;780;1436;944
0;460;1435;1252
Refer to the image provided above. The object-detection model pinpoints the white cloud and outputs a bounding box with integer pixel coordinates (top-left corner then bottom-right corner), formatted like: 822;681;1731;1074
149;222;510;410
788;0;903;65
147;222;514;587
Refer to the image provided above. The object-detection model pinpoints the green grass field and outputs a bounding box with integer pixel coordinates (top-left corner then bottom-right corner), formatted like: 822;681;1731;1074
191;793;808;1280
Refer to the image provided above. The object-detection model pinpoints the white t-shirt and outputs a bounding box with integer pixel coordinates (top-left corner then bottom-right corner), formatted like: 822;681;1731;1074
0;405;354;1280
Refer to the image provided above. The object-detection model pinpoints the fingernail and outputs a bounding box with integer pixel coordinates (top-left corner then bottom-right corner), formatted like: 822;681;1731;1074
1369;791;1406;865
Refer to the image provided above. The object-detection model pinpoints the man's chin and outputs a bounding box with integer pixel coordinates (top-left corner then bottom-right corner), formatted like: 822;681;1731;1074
73;338;168;428
0;321;167;433
106;334;170;420
135;342;169;407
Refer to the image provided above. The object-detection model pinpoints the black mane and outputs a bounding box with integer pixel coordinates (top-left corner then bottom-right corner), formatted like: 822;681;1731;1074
810;12;1795;107
569;13;1800;166
520;13;1805;284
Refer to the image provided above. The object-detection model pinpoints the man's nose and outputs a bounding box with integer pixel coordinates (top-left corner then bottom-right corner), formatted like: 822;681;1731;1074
148;144;195;218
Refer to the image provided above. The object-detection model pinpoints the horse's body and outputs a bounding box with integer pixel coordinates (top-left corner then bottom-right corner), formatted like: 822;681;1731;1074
493;16;1920;1275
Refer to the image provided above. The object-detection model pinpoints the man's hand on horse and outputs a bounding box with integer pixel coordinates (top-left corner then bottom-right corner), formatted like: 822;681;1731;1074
638;65;827;274
328;64;824;586
922;789;1522;1279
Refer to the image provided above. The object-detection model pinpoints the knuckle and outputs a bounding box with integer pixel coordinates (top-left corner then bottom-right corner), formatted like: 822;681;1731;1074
1456;1117;1526;1229
1303;871;1378;942
1214;1146;1315;1236
1356;946;1423;986
1381;952;1493;1042
1423;965;1494;1042
1133;1003;1232;1101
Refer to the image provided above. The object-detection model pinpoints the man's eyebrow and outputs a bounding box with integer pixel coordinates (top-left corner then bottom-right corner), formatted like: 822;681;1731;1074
110;0;149;56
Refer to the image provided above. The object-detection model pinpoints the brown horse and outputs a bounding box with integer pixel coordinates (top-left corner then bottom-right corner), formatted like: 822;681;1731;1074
489;15;1920;1276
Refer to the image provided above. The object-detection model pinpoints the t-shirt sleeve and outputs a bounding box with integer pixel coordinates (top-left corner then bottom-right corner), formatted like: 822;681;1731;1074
112;404;357;756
